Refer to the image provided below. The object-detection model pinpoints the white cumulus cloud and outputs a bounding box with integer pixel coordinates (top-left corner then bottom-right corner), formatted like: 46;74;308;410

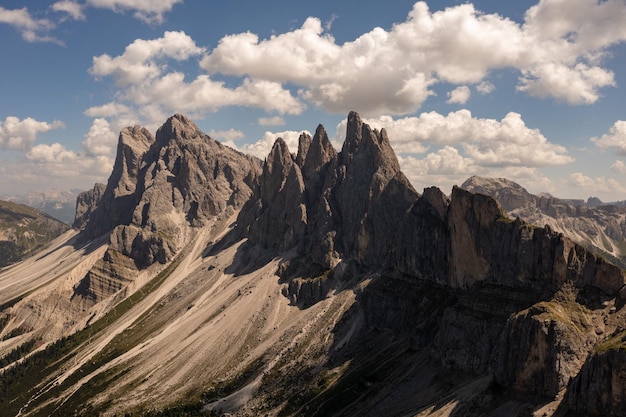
611;160;626;173
24;142;114;182
84;102;132;118
90;31;206;86
0;6;56;42
517;63;615;104
446;86;471;104
0;116;65;150
85;0;182;24
52;1;85;21
208;128;245;142
82;118;118;156
476;81;495;94
591;120;626;155
567;172;626;194
355;110;573;167
88;31;304;128
226;130;311;159
197;0;626;114
259;116;286;126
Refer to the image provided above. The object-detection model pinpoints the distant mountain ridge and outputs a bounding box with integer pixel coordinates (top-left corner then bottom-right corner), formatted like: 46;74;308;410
461;175;626;266
0;115;626;416
0;200;69;267
2;189;80;225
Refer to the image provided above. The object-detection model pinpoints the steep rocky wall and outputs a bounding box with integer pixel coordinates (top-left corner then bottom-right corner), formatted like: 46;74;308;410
495;286;595;398
72;114;262;303
461;175;626;264
566;346;626;416
392;185;625;297
76;125;154;241
236;111;418;280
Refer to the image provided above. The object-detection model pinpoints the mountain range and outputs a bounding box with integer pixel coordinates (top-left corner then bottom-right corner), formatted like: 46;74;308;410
461;176;626;269
0;200;69;267
0;113;625;416
1;190;80;225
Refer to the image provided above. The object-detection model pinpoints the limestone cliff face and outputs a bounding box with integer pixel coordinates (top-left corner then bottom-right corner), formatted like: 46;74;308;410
73;182;105;231
237;137;307;252
461;175;626;266
76;125;154;240
495;287;595;398
566;346;626;416
73;114;261;301
9;110;626;417
236;111;418;277
393;186;625;296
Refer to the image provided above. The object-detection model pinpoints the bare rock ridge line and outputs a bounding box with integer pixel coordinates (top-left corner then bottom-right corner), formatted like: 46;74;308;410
4;112;626;416
462;175;626;266
235;111;417;279
234;111;624;302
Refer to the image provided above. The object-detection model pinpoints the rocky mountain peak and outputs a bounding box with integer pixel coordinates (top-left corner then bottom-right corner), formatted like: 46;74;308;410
74;126;154;240
7;113;626;417
461;175;534;212
259;137;297;205
236;111;418;280
266;137;293;171
295;132;311;166
154;113;203;147
111;125;154;198
74;114;261;274
341;110;364;156
461;175;626;266
301;123;337;183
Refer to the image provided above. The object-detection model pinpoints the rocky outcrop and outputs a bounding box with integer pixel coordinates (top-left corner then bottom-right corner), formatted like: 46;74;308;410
392;186;625;296
495;285;594;398
73;183;106;231
75;126;154;240
566;343;626;416
237;137;307;252
235;114;626;401
77;114;261;265
237;111;418;277
461;175;626;266
73;114;262;300
73;248;138;303
6;112;626;417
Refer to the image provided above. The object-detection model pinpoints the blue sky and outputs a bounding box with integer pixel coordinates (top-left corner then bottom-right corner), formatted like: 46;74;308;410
1;0;626;201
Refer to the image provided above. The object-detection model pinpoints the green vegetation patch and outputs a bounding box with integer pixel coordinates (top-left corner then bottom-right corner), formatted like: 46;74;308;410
596;330;626;353
532;284;592;334
0;337;39;368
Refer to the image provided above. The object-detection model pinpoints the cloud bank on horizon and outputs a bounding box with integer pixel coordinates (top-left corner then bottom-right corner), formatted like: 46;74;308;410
2;0;626;201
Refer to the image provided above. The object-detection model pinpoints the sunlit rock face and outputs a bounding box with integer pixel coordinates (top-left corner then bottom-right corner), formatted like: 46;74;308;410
72;114;262;303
